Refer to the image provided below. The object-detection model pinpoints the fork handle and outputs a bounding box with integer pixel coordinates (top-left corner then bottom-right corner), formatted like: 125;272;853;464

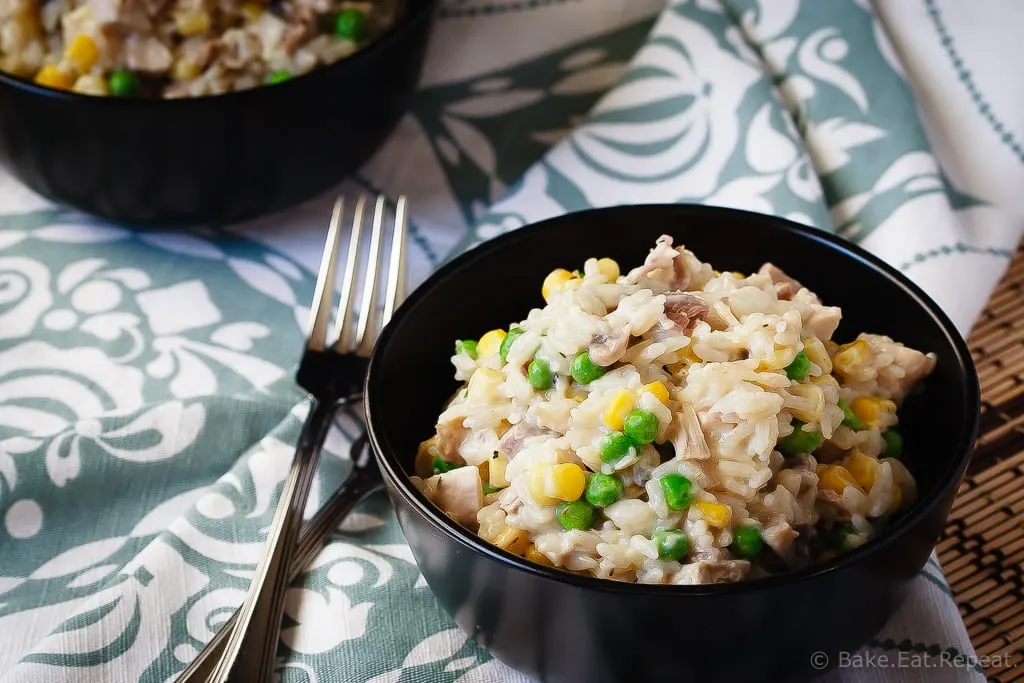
208;397;340;683
175;431;381;683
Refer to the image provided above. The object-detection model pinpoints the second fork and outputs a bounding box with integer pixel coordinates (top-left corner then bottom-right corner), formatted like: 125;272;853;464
205;194;407;683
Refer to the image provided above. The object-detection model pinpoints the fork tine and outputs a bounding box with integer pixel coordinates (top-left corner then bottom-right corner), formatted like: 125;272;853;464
331;194;367;352
381;195;408;325
306;197;345;352
354;195;387;356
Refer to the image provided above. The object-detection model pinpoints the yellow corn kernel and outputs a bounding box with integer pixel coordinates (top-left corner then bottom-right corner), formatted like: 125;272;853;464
489;453;509;488
34;64;72;89
757;348;794;372
642;381;670;405
174;8;211;36
668;345;702;374
542;268;576;301
477;329;506;358
850;396;896;429
493;526;530;555
602;388;636;430
845;450;879;490
467;368;503;403
545;463;586;502
787;382;825;423
171;57;200;82
240;1;262;21
833;340;872;381
887;483;903;515
596;257;620;281
64;34;98;72
817;464;864;496
694;500;733;528
524;544;553;566
729;271;745;279
526;467;556;505
802;337;831;376
71;73;107;95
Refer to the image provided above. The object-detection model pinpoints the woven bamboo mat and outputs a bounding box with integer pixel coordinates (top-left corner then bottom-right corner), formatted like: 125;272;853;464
939;246;1024;681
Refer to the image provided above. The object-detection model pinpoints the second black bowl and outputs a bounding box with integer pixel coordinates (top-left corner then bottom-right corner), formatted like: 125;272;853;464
365;205;980;683
0;0;437;226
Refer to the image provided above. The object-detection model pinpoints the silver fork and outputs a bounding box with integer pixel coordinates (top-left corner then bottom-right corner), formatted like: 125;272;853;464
204;194;408;683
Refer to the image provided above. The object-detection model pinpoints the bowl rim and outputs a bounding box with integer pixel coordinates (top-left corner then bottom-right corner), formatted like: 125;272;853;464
0;0;436;104
364;203;981;597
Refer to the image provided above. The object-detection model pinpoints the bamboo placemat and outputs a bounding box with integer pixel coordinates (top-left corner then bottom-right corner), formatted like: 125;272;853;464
940;246;1024;681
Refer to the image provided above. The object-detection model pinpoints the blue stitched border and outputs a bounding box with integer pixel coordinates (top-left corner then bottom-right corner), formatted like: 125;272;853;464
925;0;1024;165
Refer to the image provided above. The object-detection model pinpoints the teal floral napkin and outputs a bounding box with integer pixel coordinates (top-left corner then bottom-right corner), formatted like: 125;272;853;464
0;0;1020;681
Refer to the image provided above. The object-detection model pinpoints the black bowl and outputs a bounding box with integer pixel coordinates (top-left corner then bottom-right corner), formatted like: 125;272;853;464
0;0;436;226
364;205;980;683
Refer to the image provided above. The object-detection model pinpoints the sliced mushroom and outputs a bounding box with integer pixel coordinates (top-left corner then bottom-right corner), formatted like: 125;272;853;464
663;291;708;332
589;327;631;367
672;559;750;585
423;466;484;529
666;402;710;460
498;421;550;459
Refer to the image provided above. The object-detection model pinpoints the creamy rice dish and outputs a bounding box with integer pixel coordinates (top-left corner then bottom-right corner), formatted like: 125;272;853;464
0;0;399;97
413;236;936;585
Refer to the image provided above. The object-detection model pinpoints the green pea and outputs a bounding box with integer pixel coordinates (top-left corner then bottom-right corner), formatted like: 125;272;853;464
777;420;822;457
838;397;863;430
335;7;367;41
623;409;659;445
483;484;501;495
570;351;605;385
266;70;292;84
555;500;595;530
432;455;457;475
454;339;478;360
652;529;689;561
107;70;140;97
825;522;858;551
731;525;763;559
881;429;903;459
527;358;553;391
499;327;525;362
659;474;694;511
784;351;811;380
598;431;634;465
584;473;624;508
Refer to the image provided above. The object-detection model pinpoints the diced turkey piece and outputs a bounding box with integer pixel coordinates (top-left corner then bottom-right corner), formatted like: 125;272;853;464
626;234;678;284
760;263;803;300
123;34;172;71
589;328;630;367
672;559;750;585
422;466;484;529
434;417;468;465
861;333;938;397
803;305;842;342
662;291;708;332
762;519;800;564
87;0;152;32
666;402;710;460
